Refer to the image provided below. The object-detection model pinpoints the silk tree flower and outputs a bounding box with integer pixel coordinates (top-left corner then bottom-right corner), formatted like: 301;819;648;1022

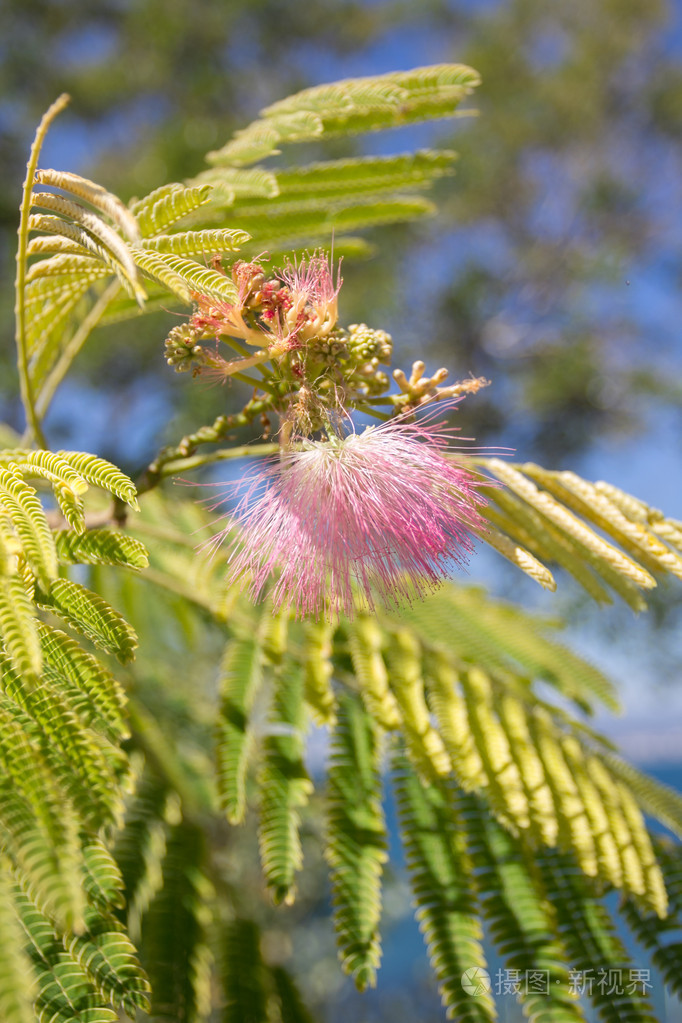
188;254;342;382
277;253;342;342
222;405;487;619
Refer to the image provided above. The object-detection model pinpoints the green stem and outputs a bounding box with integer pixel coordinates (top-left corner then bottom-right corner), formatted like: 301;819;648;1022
353;403;391;421
156;443;278;478
137;392;278;495
15;93;71;447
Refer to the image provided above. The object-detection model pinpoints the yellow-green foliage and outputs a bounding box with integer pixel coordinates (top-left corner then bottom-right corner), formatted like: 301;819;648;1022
4;65;682;1023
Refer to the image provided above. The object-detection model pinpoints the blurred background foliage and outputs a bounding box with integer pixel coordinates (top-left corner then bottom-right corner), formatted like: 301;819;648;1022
2;3;682;1019
2;0;681;467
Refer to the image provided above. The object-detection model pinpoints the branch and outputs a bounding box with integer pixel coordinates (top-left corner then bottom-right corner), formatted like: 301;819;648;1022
137;392;278;496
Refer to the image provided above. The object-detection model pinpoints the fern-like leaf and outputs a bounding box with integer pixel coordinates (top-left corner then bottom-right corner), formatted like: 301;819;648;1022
36;577;138;664
113;769;170;942
222;918;269;1023
215;634;264;824
221;196;436;248
0;699;84;932
129;183;213;236
33;168;139;239
0;861;36;1023
8;450;88;498
475;458;682;607
208;64;480;165
14;882;120;1023
131;248;239;302
0;464;57;588
385;627;452;782
270;966;316;1023
302;619;337;725
347;616;400;730
55;452;139;509
53;529;149;570
392;755;494;1021
258;658;312;905
0;657;125;827
37;623;127;741
263;150;458;201
81;837;125;914
65;909;151;1017
0;574;42;682
462;794;586;1022
325;692;387;991
140;227;250;256
140;822;213;1023
539;848;658;1023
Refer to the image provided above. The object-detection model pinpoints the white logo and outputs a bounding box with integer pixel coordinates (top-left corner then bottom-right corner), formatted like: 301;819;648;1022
461;967;491;996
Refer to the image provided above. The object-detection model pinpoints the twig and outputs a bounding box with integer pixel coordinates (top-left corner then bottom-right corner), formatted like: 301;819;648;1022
16;93;71;447
137;392;277;496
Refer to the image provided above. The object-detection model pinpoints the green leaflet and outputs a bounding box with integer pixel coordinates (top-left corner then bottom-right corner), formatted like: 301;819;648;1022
621;841;682;997
36;577;138;664
208;64;480;165
601;755;682;840
9;450;88;498
260;150;458;201
302;618;337;725
257;658;312;905
193;165;279;201
385;628;452;782
37;623;128;741
459;666;531;832
221;921;315;1023
14;882;125;1023
270;967;316;1023
65;909;151;1017
220;196;436;248
347;616;400;730
53;529;149;570
215;634;265;824
424;652;487;793
326;692;387;991
221;918;269;1023
0;453;141;550
0;764;84;934
81;837;126;914
140;822;213;1023
140;227;250;256
33;169;140;243
538;848;659;1023
475;458;682;609
0;574;42;682
0;861;36;1023
27;194;145;303
54;452;139;509
462;795;585;1023
393;585;619;715
129;182;213;236
0;657;124;827
0;464;57;588
392;755;494;1022
53;484;86;533
134;249;239;302
113;769;170;943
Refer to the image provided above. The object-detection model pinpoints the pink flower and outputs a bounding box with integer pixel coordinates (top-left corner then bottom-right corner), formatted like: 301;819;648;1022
277;253;342;341
222;405;486;619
